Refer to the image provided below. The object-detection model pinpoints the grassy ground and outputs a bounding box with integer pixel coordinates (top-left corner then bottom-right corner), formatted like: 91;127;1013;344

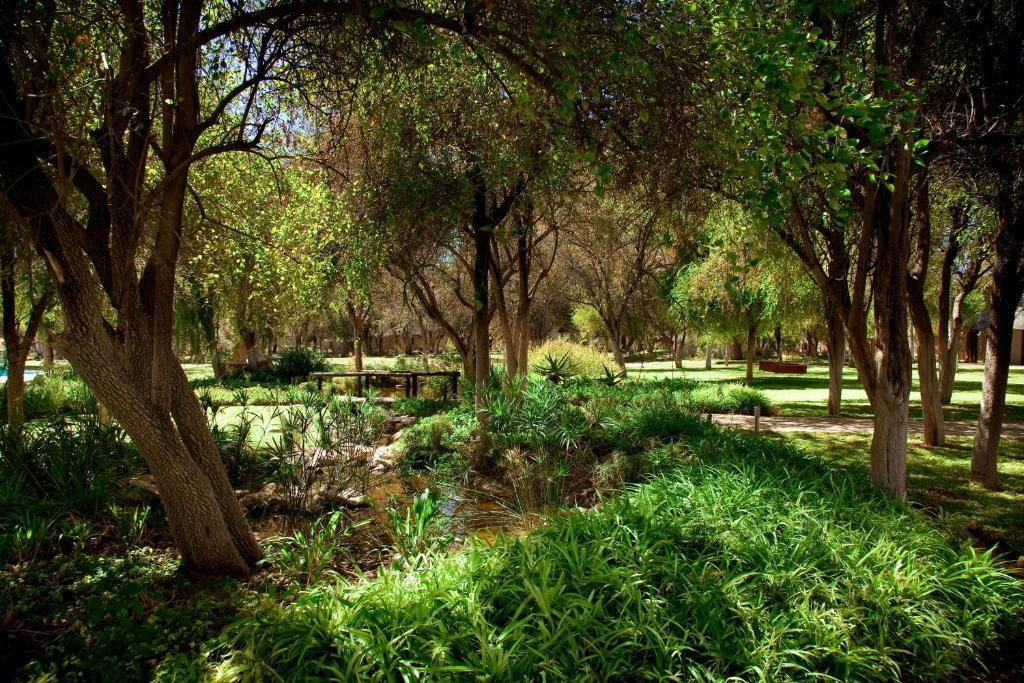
778;433;1024;556
626;358;1024;423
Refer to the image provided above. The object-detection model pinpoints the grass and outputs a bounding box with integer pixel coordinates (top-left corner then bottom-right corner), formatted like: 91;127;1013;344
627;359;1024;423
180;421;1022;682
780;432;1024;556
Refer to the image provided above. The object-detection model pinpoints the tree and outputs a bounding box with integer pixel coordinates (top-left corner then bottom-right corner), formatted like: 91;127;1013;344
1;227;52;426
0;0;520;574
719;0;943;498
564;189;672;372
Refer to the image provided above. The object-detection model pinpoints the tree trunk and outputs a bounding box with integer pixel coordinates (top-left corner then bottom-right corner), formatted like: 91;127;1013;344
4;354;26;426
608;325;626;373
971;192;1024;489
42;330;54;370
870;389;909;500
939;293;965;405
915;331;946;446
744;325;756;383
673;331;685;368
906;176;945;446
826;308;845;416
774;325;783;362
704;342;712;369
472;221;491;417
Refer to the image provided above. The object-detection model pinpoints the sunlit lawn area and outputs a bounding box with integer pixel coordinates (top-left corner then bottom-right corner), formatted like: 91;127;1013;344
627;358;1024;423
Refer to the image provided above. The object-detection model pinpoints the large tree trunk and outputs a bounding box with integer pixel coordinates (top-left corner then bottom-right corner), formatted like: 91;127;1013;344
863;153;914;501
673;331;685;368
774;325;783;362
704;342;713;369
971;192;1024;489
744;324;756;383
826;307;845;416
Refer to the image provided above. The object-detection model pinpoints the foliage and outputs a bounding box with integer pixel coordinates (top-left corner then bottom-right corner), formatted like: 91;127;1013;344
398;409;476;473
527;340;609;379
391;396;456;418
0;367;97;422
682;382;774;416
273;346;328;382
386;489;454;569
211;423;1022;681
531;351;574;383
263;511;358;587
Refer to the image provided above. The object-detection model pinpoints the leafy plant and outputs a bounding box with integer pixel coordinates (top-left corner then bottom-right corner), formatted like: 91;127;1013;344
273;346;328;382
386;488;453;568
532;351;574;383
598;365;626;386
263;511;360;586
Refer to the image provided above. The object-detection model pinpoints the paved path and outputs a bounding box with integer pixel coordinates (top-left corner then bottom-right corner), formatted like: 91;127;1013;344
712;414;1024;440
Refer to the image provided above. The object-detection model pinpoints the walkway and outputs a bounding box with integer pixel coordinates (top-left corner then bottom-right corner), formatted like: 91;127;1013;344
711;414;1024;440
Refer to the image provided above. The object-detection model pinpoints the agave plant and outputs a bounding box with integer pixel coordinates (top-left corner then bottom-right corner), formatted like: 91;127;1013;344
532;352;574;383
599;366;627;387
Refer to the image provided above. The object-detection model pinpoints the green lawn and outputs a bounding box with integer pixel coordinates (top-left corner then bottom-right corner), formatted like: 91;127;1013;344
778;432;1024;556
625;358;1024;423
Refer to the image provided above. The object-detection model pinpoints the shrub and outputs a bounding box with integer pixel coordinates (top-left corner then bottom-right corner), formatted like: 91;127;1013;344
391;396;455;418
273;346;328;382
212;426;1024;682
527;339;609;379
683;382;773;415
386;489;454;569
262;511;360;586
0;367;97;422
398;409;476;472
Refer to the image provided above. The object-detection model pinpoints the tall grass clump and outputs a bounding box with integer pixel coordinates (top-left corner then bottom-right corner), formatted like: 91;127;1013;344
682;382;774;415
527;339;609;379
207;422;1022;682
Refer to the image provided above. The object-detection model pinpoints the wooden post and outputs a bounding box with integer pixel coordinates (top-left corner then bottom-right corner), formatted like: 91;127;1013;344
405;374;411;398
450;372;457;398
316;375;323;392
356;374;363;398
754;405;761;434
412;374;419;397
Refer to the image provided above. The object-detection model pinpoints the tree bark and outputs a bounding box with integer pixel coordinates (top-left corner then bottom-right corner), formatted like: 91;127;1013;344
704;342;712;369
774;325;783;362
825;307;845;416
471;210;491;417
906;176;945;445
744;324;756;383
971;189;1024;489
1;244;50;427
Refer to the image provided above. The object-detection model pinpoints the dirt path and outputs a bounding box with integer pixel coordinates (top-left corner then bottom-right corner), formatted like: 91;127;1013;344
712;414;1024;440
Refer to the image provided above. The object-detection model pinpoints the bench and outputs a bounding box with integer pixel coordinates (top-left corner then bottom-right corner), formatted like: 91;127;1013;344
758;361;807;374
309;370;460;399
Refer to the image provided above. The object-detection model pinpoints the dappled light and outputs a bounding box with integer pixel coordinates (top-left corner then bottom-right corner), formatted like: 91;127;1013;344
2;0;1024;680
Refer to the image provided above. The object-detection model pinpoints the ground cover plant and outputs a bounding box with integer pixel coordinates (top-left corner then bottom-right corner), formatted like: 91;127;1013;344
182;419;1022;682
2;361;1023;681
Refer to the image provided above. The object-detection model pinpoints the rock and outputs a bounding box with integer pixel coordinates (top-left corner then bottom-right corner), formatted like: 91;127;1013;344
124;474;160;497
387;415;417;431
315;488;370;508
238;483;278;508
370;444;402;472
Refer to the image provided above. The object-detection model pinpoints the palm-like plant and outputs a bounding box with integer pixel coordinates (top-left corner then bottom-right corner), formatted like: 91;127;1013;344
533;352;574;383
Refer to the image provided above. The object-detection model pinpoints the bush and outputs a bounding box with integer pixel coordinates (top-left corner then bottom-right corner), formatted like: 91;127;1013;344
683;382;773;415
0;417;142;561
527;339;610;379
213;425;1023;682
398;409;476;472
273;346;328;382
0;367;97;422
